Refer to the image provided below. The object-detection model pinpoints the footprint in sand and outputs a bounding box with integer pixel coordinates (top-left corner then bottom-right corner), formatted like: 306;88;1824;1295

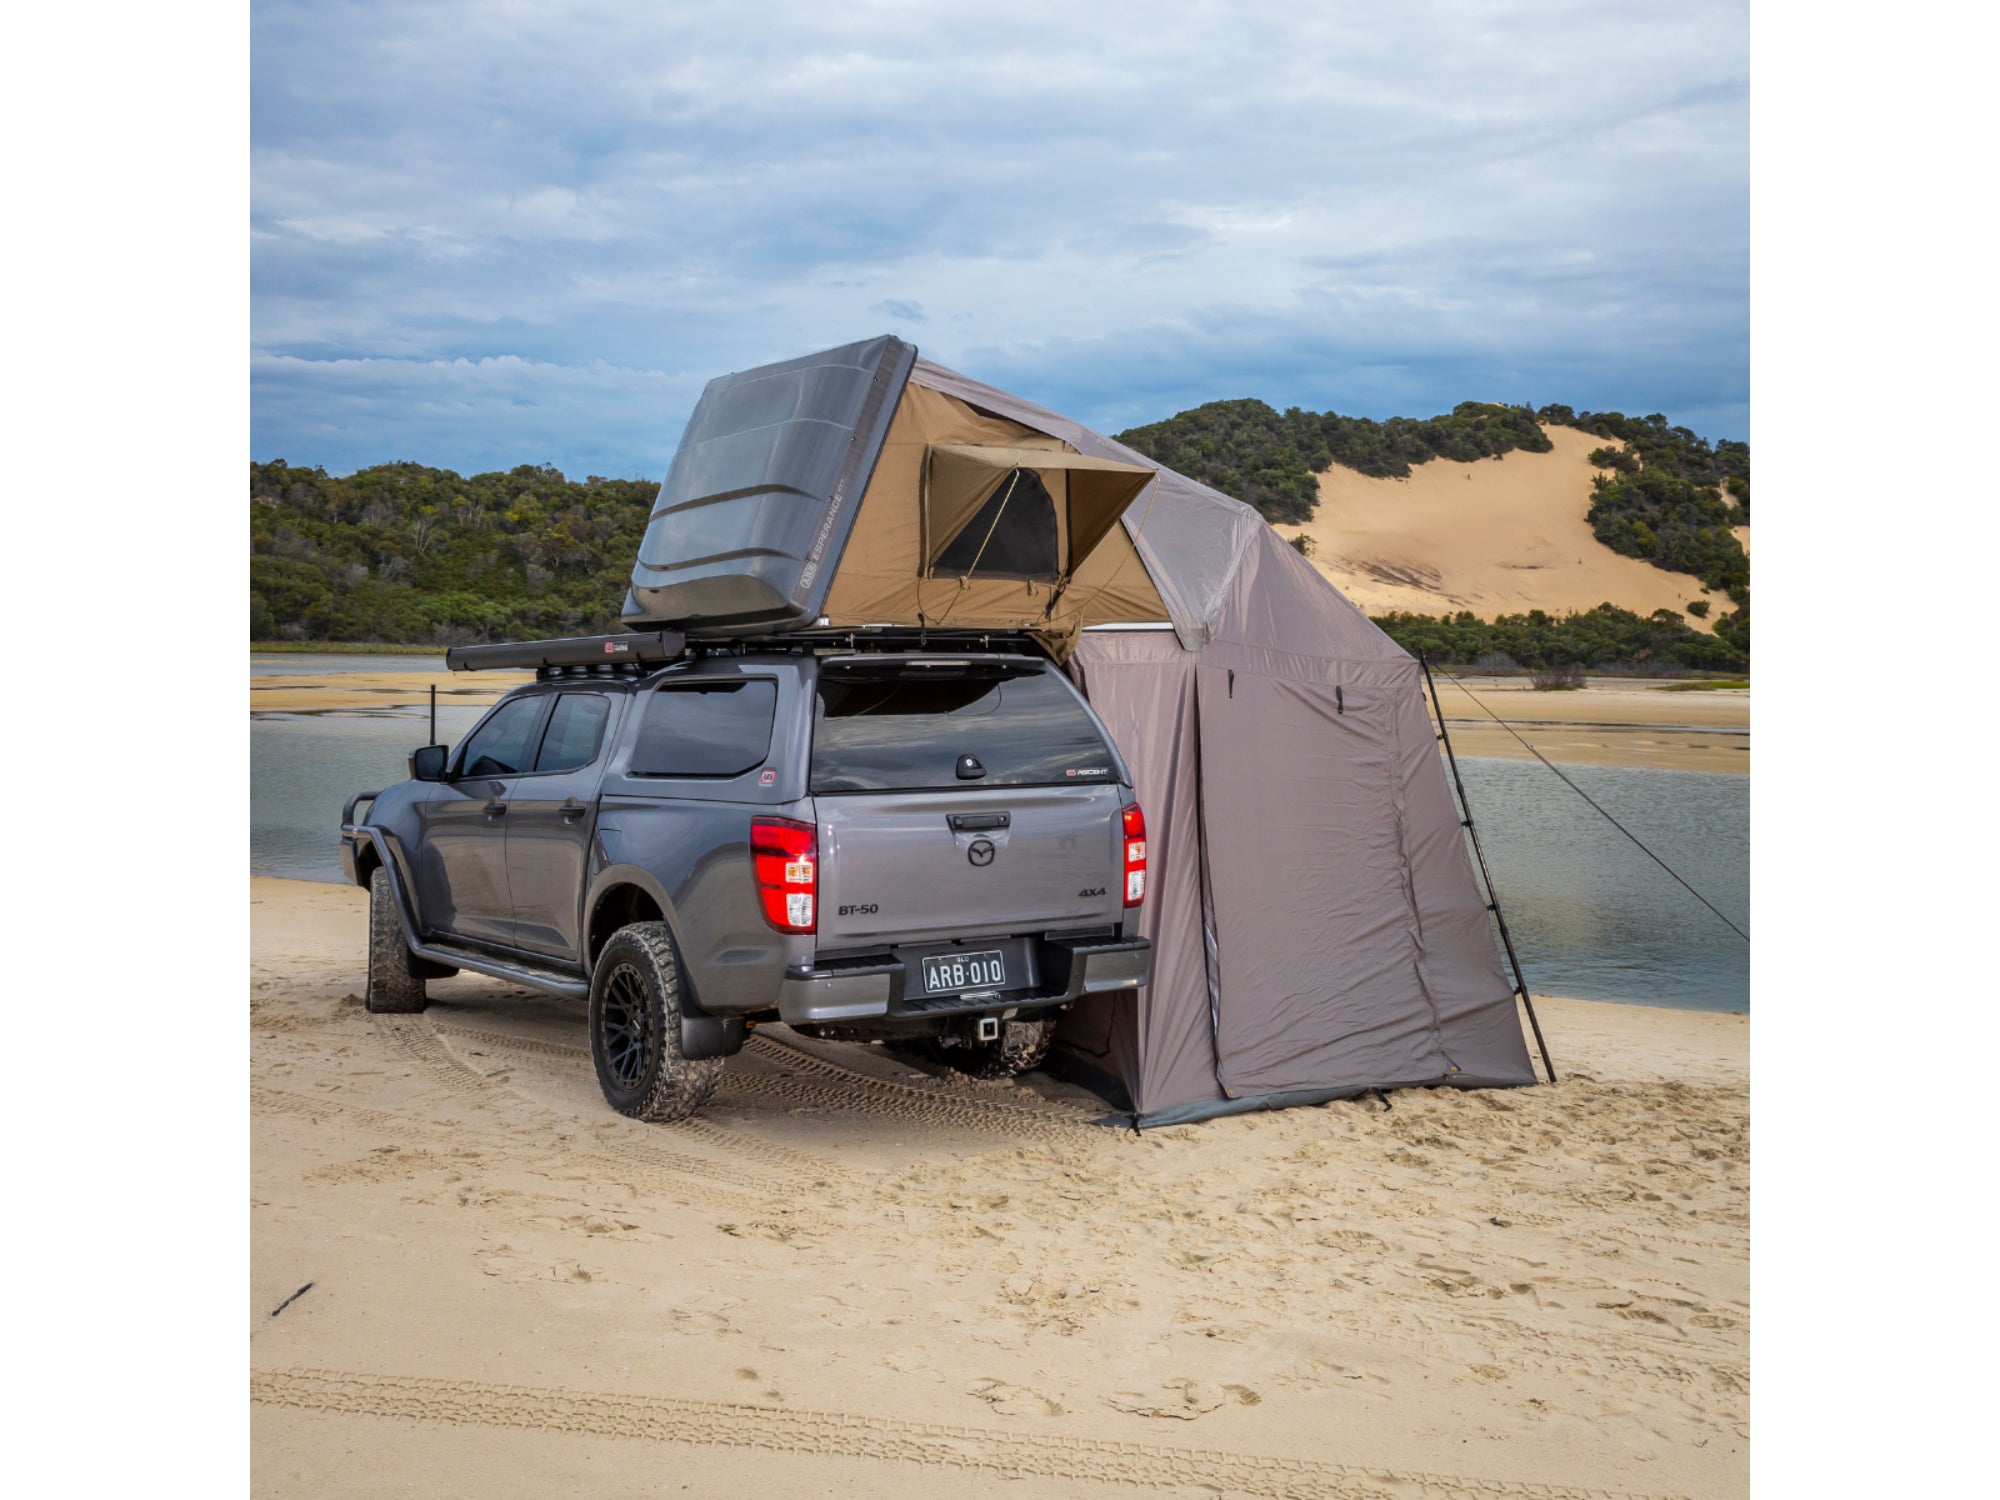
1105;1378;1242;1420
965;1378;1064;1417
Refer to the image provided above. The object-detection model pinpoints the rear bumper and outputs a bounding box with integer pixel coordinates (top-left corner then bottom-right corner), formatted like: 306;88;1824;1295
778;934;1151;1026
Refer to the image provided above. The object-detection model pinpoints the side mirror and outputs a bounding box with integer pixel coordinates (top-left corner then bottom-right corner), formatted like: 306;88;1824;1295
410;744;450;782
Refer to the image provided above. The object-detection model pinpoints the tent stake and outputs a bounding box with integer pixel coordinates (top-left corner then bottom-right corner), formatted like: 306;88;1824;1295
1418;652;1557;1084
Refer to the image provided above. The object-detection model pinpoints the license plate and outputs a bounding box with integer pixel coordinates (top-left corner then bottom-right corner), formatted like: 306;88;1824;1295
921;950;1006;994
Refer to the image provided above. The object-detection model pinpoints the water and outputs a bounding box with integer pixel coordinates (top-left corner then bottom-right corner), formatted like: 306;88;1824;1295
1457;759;1748;1011
252;702;1749;1012
253;704;490;882
251;652;444;676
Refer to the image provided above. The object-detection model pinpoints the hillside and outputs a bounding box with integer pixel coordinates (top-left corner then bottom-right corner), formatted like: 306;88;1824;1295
250;402;1748;670
1276;425;1723;623
1114;399;1749;667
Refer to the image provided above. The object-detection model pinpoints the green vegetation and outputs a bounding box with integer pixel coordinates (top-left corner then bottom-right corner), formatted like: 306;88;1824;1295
251;400;1750;670
1116;397;1750;659
1114;399;1552;524
1658;678;1750;691
1560;409;1748;597
1371;603;1748;674
251;461;657;644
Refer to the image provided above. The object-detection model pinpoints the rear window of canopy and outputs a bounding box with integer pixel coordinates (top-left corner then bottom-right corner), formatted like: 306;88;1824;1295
810;660;1116;793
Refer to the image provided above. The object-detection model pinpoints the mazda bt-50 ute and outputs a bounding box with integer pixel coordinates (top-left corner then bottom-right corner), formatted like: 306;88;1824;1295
341;637;1151;1122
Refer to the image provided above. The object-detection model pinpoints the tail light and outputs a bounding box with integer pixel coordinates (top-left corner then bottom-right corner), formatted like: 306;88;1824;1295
750;816;817;933
1122;803;1147;907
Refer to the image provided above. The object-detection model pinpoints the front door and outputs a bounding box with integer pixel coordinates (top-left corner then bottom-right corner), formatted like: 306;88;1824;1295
417;693;550;947
505;690;616;961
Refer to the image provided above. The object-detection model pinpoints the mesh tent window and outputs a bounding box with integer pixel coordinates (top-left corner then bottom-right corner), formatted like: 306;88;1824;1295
932;467;1059;581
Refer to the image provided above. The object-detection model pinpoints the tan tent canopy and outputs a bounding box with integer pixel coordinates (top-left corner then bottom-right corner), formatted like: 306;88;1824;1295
820;378;1171;643
923;444;1156;580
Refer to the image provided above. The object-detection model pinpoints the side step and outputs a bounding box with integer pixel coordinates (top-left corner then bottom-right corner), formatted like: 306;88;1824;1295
411;941;591;1000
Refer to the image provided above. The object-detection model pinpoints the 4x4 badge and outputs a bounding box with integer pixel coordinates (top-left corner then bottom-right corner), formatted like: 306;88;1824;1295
967;839;996;867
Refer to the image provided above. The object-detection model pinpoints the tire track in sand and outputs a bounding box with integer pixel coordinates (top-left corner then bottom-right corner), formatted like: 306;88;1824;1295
373;1013;841;1184
427;1022;839;1180
425;1019;1109;1147
251;1367;1686;1500
252;1086;783;1209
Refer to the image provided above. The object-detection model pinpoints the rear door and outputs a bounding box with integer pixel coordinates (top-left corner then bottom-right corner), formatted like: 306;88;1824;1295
504;690;618;961
808;659;1127;949
418;692;551;946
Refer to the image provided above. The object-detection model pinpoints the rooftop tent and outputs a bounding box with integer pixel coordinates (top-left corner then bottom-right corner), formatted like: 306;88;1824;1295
621;336;1170;646
624;336;1540;1124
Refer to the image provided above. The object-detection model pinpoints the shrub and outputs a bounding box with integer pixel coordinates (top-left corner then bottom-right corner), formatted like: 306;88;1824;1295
1686;599;1711;618
1531;662;1586;690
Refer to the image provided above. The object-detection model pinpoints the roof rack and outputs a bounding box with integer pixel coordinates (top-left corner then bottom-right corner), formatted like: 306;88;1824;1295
444;629;687;674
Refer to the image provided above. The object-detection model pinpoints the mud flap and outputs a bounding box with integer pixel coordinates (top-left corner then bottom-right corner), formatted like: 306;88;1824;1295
680;1014;749;1060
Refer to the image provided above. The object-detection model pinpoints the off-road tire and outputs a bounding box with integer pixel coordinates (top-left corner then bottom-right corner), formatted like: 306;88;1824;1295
936;1018;1056;1081
365;865;429;1014
588;923;724;1123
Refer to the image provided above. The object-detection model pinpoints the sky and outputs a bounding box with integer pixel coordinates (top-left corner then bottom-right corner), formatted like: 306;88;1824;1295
252;1;1748;479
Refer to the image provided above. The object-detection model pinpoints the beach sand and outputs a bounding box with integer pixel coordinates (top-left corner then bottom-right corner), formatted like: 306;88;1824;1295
1428;677;1748;774
252;877;1747;1499
252;669;530;714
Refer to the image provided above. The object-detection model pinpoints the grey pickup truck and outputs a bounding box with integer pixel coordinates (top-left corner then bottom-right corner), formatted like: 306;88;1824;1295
341;638;1151;1122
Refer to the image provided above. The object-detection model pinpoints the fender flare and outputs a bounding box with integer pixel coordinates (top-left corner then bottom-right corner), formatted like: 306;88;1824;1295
342;824;425;954
581;865;743;1059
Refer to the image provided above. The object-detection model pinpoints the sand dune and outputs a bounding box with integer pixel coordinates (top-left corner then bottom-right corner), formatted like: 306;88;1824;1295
1276;428;1727;628
252;876;1747;1498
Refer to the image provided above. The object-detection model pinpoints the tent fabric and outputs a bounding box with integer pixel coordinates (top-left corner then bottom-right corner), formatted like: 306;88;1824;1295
821;380;1171;638
911;358;1267;651
925;444;1156;577
897;361;1537;1123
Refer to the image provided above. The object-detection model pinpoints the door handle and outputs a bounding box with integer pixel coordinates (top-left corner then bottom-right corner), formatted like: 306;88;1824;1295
560;799;588;822
484;801;508;819
948;812;1010;832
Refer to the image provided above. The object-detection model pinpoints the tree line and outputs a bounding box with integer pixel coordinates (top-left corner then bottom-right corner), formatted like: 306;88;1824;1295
251;460;656;644
1370;603;1746;674
251;401;1750;668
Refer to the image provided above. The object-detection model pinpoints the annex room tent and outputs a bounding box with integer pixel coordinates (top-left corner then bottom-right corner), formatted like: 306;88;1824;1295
623;336;1539;1123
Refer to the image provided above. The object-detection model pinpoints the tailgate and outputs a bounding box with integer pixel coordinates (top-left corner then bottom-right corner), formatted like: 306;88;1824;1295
815;786;1124;947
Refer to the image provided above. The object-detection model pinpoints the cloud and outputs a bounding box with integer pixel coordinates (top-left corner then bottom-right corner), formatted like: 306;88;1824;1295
253;1;1748;474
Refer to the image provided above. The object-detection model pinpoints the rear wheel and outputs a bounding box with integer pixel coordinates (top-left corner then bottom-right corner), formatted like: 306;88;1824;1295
364;865;429;1014
589;923;724;1122
935;1018;1056;1081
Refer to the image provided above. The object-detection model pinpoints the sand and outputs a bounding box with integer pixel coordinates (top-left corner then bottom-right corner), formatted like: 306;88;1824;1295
252;877;1747;1499
1275;429;1727;628
1427;677;1749;775
252;670;531;714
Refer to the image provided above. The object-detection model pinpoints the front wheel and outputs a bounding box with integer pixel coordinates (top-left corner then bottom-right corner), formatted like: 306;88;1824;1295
588;923;724;1122
365;865;428;1013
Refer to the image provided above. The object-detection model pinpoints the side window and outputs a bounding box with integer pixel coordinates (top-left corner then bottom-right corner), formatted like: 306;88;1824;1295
456;696;546;778
630;680;778;778
534;693;612;774
935;468;1059;580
